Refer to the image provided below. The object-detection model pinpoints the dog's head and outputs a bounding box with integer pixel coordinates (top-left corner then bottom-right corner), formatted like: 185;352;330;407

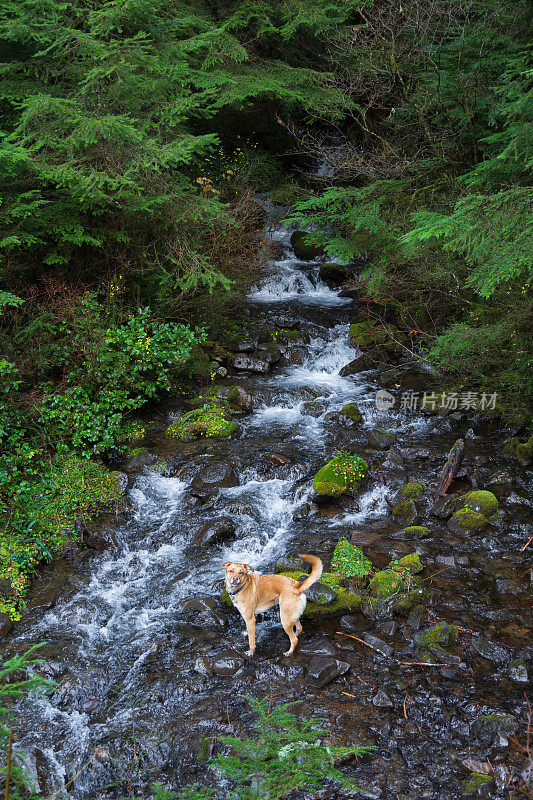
222;561;254;588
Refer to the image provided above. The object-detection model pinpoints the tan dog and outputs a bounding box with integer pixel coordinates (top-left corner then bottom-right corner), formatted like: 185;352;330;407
222;554;323;657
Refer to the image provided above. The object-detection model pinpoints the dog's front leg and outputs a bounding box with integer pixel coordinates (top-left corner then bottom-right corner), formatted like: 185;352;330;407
244;615;255;657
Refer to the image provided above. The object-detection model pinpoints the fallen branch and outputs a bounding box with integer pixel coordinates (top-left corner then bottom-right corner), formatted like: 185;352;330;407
434;438;465;500
520;536;533;552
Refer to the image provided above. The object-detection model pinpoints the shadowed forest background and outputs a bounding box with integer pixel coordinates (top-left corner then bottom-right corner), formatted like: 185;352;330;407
0;0;531;617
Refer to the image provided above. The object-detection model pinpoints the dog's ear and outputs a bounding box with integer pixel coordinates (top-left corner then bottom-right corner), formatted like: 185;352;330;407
221;562;231;569
244;564;255;572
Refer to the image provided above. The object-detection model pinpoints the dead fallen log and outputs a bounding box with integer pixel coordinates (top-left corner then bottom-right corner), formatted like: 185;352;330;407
434;438;464;500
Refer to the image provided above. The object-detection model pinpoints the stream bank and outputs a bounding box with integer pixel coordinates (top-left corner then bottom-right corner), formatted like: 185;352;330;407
2;200;532;800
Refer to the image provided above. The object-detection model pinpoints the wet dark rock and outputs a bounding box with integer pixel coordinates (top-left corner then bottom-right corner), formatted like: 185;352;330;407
339;615;359;633
233;354;271;373
496;579;523;595
27;581;62;611
378;620;397;637
318;263;352;286
508;659;528;683
235;341;255;352
339;354;374;376
85;532;112;551
212;650;245;676
472;712;518;741
472;638;509;664
366;429;397;449
190;462;239;494
290;230;325;260
372;689;393;708
181;597;217;612
301;580;337;606
306;656;350;687
124;447;156;471
429;494;463;519
195;610;227;629
0;613;13;638
363;635;394;657
299;636;338;657
193;517;236;547
416;622;458;649
381;447;405;473
264;452;291;466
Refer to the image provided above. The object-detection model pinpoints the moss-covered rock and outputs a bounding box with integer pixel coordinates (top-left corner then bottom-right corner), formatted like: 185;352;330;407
392;499;419;525
448;508;488;533
416;621;459;650
312;454;368;497
398;553;423;574
165;404;239;440
339;403;362;425
461;772;493;795
505;432;533;466
331;538;372;578
221;570;361;617
401;526;430;538
290;230;325;260
462;490;498;517
399;482;425;499
369;569;404;598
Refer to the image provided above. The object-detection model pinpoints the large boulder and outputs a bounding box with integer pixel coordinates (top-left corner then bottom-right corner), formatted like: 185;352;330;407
193;517;237;547
447;508;488;534
318;263;351;286
306;657;350;687
233;354;271;373
312;454;368;497
190;462;240;497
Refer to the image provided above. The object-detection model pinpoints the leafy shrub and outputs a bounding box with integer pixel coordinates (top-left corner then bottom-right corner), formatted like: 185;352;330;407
331;538;372;578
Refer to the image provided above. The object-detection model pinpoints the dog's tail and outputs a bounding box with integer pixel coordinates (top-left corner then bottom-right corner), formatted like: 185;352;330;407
296;554;323;593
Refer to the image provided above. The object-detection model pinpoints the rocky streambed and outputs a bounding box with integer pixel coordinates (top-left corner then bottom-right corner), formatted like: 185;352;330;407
1;199;532;799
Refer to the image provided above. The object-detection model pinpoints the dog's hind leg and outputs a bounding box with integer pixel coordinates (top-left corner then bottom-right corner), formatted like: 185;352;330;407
295;619;303;636
280;601;300;657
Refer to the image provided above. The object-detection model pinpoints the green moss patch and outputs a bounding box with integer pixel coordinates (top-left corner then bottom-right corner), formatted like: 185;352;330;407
0;457;124;618
398;553;423;573
331;539;371;578
401;526;430;538
339;403;362;424
165;403;239;440
448;508;488;531
416;621;458;650
313;453;368;497
462;773;493;795
400;482;424;499
462;490;498;517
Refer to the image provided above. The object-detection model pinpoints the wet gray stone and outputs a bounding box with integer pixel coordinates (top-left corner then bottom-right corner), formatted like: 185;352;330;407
300;579;337;606
193;517;236;547
339;615;359;633
472;712;518;741
190;462;239;493
233;354;270;372
508;659;528;683
181;597;217;612
366;429;397;450
364;635;394;657
124;448;156;471
195;610;227;629
372;689;393;708
299;636;338;657
306;656;350;687
212;650;245;676
472;638;509;664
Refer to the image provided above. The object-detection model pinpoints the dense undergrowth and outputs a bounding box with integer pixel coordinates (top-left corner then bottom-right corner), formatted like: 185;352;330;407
0;0;531;617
